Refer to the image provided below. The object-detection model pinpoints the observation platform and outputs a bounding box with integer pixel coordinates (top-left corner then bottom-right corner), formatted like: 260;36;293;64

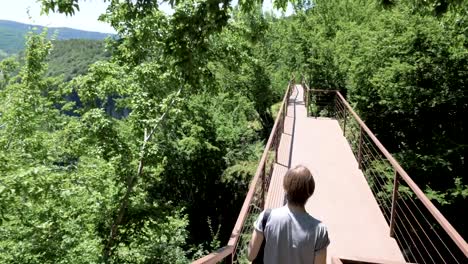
265;85;405;263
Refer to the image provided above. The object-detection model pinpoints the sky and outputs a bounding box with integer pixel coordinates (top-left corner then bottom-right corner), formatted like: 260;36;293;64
0;0;292;34
0;0;116;33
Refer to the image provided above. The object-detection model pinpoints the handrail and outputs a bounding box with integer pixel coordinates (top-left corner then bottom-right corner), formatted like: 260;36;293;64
300;75;468;260
193;76;295;264
227;79;291;247
334;91;468;257
191;246;233;264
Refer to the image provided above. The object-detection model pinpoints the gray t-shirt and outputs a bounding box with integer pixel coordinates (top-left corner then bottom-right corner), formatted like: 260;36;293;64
254;206;330;264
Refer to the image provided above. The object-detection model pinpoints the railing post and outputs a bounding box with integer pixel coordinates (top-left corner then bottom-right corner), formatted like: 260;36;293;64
262;163;268;210
357;127;363;169
301;80;306;105
343;108;347;136
334;94;338;119
275;129;279;161
261;165;266;209
389;170;400;237
283;98;287;119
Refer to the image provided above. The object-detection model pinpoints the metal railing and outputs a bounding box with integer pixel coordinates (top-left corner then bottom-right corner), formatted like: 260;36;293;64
301;77;468;264
192;77;294;264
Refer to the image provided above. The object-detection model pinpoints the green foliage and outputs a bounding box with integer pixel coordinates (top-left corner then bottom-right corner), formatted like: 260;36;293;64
1;1;282;261
0;57;19;89
3;0;466;261
1;30;109;264
113;215;189;264
261;0;467;236
0;29;190;263
209;9;275;130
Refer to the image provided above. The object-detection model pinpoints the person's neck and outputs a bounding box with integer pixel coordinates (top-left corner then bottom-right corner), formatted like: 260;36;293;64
287;203;306;213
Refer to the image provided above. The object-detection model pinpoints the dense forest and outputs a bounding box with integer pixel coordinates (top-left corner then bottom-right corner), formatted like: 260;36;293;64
0;0;466;263
47;39;111;81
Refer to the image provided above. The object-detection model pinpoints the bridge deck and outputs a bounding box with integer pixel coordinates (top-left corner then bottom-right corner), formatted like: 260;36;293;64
265;85;405;263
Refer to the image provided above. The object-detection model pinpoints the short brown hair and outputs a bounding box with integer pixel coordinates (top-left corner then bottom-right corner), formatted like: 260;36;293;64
283;165;315;205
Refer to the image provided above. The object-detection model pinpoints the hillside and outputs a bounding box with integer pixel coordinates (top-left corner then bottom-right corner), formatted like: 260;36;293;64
0;20;111;59
48;39;110;81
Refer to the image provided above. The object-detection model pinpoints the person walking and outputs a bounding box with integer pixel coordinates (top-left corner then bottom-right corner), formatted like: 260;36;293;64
247;165;329;264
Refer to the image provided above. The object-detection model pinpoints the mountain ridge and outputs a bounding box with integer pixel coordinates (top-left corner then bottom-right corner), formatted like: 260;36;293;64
0;20;113;59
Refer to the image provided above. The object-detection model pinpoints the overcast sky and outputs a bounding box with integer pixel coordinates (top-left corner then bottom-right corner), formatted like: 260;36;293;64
0;0;292;34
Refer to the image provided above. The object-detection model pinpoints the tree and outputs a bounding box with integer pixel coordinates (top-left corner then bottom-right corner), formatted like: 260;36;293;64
260;0;467;238
1;1;288;262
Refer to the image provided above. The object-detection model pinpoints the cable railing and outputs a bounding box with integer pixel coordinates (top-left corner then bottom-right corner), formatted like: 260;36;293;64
192;77;294;264
301;77;468;264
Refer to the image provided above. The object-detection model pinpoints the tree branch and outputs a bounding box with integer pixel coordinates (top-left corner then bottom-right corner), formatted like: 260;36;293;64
103;87;183;261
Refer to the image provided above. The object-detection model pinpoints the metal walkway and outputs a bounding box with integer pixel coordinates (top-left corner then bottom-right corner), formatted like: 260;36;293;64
194;80;468;264
265;85;405;262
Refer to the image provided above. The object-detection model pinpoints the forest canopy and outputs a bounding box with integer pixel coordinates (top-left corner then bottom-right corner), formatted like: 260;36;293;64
47;39;111;81
0;0;466;263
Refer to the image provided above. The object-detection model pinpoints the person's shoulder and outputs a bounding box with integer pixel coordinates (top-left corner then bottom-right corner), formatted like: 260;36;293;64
267;205;284;214
270;206;289;217
266;206;289;223
316;220;328;232
306;214;327;230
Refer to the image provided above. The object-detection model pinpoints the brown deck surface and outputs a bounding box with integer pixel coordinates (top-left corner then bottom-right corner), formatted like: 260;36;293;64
265;93;296;209
265;85;405;263
265;163;288;209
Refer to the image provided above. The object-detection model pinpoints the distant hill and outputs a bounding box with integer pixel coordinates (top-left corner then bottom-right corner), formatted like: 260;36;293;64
48;39;111;81
0;20;112;59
